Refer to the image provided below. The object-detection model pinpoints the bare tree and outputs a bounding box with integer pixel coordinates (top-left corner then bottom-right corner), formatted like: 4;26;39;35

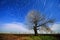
26;10;54;36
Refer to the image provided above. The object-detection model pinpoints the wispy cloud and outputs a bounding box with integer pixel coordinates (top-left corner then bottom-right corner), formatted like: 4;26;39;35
51;23;60;33
0;22;32;33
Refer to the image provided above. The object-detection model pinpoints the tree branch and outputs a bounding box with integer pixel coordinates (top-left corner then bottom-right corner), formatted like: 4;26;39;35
37;19;54;27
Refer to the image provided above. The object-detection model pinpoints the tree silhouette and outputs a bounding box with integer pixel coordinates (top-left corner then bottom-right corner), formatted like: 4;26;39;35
26;10;54;36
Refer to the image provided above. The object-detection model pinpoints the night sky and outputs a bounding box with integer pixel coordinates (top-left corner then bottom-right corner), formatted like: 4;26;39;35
0;0;60;33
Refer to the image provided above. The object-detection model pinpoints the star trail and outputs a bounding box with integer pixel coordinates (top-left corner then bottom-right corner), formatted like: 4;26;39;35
0;0;60;33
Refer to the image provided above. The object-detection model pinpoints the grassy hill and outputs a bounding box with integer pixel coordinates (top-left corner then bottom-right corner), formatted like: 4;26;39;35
0;34;60;40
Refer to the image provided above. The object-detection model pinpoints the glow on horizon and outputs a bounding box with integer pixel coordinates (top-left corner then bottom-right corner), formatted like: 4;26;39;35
0;22;60;34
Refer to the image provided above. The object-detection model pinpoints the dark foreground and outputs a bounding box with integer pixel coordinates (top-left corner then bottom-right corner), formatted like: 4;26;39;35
0;34;60;40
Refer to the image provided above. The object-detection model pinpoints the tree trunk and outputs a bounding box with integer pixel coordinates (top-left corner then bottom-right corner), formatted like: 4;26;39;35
34;27;38;36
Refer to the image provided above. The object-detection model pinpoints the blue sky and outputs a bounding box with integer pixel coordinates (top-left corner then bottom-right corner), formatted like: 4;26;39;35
0;0;60;33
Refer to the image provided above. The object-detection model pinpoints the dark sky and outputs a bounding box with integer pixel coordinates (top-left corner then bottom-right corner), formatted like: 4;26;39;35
0;0;60;24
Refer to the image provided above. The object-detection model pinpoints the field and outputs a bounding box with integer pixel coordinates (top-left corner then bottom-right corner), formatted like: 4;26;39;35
0;34;60;40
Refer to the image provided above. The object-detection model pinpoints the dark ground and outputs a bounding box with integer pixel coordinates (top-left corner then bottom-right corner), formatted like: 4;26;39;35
0;34;60;40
